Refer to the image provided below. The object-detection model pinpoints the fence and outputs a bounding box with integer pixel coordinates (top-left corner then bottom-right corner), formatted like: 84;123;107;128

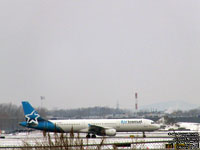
0;132;199;149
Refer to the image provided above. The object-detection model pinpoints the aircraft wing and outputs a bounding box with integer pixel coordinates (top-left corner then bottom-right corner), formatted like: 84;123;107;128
88;124;104;134
88;124;116;136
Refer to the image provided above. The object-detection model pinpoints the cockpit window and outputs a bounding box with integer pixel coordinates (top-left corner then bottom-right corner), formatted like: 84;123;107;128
151;121;155;124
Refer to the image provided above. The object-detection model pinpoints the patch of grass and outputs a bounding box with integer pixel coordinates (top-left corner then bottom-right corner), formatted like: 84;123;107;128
21;131;107;150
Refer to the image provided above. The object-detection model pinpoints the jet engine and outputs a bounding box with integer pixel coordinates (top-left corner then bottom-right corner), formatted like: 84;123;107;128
96;128;116;136
104;128;116;136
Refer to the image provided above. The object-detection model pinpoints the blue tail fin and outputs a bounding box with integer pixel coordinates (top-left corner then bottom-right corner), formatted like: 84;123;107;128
22;101;38;116
22;101;45;125
20;101;63;132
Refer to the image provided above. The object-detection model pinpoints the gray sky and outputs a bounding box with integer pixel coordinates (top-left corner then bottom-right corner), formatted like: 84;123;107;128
0;0;200;109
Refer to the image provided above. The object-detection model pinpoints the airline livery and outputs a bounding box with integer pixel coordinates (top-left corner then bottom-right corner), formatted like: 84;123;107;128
19;101;160;138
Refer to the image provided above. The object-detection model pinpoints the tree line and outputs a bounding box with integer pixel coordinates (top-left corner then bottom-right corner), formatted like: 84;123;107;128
0;103;48;133
49;106;124;119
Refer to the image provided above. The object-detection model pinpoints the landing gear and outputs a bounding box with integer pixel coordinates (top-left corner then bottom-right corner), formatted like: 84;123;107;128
142;131;146;138
92;134;96;138
86;134;96;138
86;134;90;138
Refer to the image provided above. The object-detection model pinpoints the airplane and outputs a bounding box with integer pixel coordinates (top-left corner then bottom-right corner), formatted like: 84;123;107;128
19;101;160;138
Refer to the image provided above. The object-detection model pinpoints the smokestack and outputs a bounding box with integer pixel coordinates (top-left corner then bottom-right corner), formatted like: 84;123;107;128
135;92;138;111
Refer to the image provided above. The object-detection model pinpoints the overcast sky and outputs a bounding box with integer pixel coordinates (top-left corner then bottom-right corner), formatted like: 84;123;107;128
0;0;200;110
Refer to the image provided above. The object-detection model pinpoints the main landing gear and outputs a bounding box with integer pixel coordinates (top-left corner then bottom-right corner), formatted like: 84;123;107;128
142;131;146;138
92;134;96;138
86;134;90;138
86;134;96;138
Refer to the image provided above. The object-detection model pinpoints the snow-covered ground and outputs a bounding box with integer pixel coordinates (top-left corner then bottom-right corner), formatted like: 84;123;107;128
0;131;172;149
1;123;200;150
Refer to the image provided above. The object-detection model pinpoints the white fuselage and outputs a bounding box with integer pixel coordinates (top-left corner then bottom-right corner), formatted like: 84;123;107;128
49;118;159;133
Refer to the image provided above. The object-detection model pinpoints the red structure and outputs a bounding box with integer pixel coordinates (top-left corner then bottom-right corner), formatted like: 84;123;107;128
135;92;138;111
